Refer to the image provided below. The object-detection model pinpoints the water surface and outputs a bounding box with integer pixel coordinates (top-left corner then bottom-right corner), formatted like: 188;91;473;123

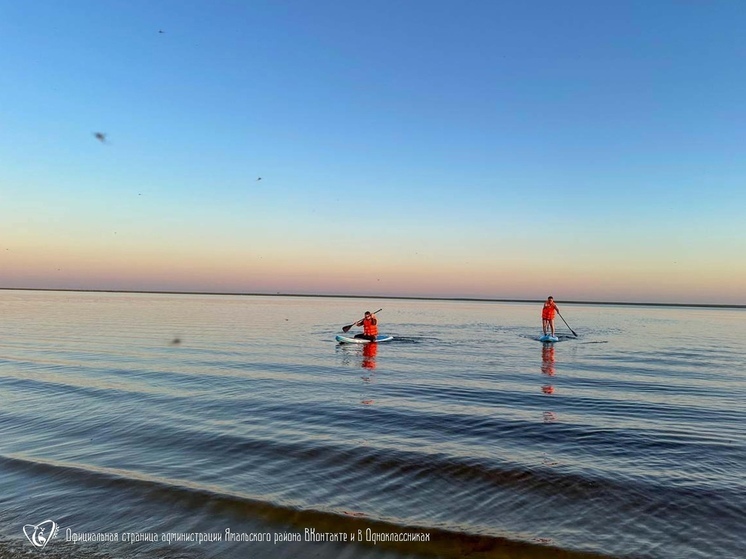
0;291;743;558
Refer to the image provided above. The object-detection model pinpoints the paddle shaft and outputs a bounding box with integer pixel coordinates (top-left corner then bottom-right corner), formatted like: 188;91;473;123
342;308;383;333
556;309;577;337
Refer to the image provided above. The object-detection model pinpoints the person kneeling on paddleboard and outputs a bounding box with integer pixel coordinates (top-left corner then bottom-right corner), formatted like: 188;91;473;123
354;311;378;342
542;297;559;337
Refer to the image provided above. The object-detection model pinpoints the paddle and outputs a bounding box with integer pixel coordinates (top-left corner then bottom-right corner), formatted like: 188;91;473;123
556;309;577;337
342;308;382;333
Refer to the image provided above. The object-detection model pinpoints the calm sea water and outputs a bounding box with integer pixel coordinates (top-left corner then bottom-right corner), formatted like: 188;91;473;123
0;290;743;559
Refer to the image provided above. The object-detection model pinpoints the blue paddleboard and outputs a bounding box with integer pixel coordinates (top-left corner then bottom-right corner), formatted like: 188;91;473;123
539;334;559;343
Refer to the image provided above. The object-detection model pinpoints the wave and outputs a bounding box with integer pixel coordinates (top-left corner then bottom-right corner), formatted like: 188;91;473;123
0;453;614;559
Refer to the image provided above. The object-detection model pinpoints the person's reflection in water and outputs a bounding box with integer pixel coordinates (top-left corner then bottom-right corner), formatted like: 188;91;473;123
359;343;378;404
540;343;556;414
541;343;556;376
362;342;378;370
540;344;558;465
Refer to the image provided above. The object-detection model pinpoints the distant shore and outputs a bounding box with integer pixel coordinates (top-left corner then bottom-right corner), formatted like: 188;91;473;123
0;287;743;309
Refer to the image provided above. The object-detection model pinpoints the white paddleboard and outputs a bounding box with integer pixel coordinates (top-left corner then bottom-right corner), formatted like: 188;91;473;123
335;334;393;344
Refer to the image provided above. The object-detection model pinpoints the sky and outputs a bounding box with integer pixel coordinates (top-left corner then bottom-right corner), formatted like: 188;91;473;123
1;0;744;305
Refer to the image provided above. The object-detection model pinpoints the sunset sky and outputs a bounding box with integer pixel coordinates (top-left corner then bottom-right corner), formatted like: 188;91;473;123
1;1;744;304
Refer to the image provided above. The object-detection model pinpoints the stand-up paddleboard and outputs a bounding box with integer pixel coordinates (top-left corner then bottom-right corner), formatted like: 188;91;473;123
539;334;559;343
336;334;393;344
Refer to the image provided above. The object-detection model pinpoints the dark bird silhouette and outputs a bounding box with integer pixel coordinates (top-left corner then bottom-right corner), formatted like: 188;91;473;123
94;132;107;143
257;177;262;181
159;29;165;34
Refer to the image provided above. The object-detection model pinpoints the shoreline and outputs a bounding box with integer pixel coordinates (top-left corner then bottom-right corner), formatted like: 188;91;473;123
0;287;743;310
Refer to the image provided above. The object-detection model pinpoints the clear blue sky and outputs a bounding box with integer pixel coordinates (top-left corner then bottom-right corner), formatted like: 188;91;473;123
1;1;744;304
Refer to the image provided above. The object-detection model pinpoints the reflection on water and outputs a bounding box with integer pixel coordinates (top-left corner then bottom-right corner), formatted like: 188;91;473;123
336;341;380;372
540;344;560;469
541;344;556;376
345;342;380;405
360;343;378;404
541;343;556;395
541;343;557;428
362;343;378;370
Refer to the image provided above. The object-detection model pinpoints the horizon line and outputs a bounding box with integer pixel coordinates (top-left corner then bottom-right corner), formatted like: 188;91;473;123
0;287;743;309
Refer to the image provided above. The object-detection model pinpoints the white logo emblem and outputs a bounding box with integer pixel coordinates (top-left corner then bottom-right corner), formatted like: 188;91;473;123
23;519;58;549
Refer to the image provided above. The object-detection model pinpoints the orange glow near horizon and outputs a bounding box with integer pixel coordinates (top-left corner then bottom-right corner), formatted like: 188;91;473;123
2;239;744;305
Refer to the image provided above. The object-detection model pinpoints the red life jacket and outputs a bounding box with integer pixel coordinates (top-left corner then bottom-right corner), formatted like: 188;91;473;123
542;301;556;320
363;316;378;336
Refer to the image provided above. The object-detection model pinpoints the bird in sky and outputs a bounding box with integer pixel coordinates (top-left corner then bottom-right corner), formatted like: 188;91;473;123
93;132;107;143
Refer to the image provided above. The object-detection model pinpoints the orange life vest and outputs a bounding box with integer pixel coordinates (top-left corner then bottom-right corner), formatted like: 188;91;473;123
362;316;378;336
542;301;556;320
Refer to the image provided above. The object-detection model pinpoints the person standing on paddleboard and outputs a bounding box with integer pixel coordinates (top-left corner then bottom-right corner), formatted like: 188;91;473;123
541;297;560;337
354;311;379;342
